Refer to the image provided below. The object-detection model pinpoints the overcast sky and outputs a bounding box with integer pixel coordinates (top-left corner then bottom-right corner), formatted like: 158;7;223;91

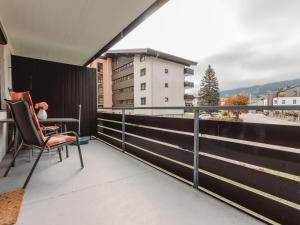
112;0;300;91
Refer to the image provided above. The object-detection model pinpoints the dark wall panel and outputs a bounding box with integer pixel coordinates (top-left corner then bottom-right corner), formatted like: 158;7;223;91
12;55;97;136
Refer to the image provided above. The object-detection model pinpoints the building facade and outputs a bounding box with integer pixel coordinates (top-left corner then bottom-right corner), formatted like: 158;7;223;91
273;97;300;106
267;85;300;106
93;48;197;115
88;58;112;110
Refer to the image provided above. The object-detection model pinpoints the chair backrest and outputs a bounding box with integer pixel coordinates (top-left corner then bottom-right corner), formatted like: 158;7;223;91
9;91;45;141
5;100;44;146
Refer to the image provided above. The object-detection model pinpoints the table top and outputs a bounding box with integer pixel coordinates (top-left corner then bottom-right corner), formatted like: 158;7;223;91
0;118;79;123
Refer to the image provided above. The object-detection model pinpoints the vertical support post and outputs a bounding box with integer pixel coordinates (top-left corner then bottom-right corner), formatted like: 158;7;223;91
193;109;200;188
122;109;125;152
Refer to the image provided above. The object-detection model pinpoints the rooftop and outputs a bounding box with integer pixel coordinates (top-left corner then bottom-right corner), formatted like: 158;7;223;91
105;48;198;66
0;140;262;225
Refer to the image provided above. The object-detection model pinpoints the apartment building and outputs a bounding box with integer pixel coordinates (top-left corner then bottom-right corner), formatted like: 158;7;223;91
92;48;197;115
88;58;112;109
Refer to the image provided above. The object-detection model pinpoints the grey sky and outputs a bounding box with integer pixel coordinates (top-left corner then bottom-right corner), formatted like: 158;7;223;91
112;0;300;91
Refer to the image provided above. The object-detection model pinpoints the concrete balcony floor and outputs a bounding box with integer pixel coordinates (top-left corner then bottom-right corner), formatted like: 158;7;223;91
0;140;263;225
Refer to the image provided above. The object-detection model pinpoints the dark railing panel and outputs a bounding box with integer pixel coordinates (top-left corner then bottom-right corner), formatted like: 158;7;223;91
125;125;194;150
200;138;300;176
200;120;300;149
98;112;194;133
125;115;194;133
98;119;122;130
97;133;122;149
98;113;122;121
97;126;121;140
200;156;300;204
199;173;300;225
125;144;193;183
126;135;194;166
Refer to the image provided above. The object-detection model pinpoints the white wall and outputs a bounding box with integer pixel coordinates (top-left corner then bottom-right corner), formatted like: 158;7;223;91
134;55;185;115
0;32;13;162
134;55;153;115
0;44;12;108
273;97;300;106
0;111;7;161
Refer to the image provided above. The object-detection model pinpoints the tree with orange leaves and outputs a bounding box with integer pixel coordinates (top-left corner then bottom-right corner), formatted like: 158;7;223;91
224;95;249;119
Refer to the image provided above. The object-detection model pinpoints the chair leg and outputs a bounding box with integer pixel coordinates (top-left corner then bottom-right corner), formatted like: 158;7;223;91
64;124;69;158
66;145;69;158
23;146;46;189
3;142;23;177
76;140;84;168
57;147;62;162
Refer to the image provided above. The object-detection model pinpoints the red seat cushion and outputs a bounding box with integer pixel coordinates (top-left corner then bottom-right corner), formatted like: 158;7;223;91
47;135;76;147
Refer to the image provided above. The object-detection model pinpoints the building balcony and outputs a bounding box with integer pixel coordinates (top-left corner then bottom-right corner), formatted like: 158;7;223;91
184;81;194;89
112;91;134;101
184;94;195;100
184;67;194;76
112;79;134;91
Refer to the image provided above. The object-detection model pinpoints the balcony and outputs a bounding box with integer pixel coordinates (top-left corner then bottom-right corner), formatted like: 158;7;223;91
0;2;299;225
0;140;263;225
184;81;194;89
1;104;300;225
184;94;195;100
184;67;194;76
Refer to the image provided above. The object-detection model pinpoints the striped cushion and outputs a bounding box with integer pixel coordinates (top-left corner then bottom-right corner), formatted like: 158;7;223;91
47;135;76;147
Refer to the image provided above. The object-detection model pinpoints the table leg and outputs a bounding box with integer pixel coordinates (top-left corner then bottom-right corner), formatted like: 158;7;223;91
64;123;69;158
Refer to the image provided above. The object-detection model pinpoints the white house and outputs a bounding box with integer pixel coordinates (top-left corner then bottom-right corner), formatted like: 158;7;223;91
273;97;300;106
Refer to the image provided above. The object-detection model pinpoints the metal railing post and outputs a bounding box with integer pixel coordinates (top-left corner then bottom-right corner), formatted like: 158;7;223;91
122;109;125;152
193;109;200;188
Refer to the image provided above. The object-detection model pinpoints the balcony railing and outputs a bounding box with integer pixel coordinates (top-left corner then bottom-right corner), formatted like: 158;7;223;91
184;81;194;89
97;105;300;225
184;67;194;76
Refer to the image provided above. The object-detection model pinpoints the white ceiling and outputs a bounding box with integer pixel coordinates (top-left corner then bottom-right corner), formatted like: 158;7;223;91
0;0;158;65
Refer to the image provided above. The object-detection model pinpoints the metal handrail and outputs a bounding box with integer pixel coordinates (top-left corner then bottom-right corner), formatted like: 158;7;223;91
99;105;300;111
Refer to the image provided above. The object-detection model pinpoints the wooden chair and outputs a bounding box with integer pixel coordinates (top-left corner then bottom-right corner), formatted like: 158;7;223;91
3;99;84;189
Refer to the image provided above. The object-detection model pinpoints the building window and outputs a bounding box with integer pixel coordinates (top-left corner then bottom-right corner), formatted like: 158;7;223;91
140;68;146;76
141;97;146;105
165;83;168;88
165;69;168;74
97;63;103;73
282;100;285;104
141;83;146;90
140;55;145;62
165;97;169;102
293;99;297;104
274;100;278;104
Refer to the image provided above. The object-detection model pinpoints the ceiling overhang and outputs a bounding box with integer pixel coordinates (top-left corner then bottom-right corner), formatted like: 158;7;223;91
0;0;168;66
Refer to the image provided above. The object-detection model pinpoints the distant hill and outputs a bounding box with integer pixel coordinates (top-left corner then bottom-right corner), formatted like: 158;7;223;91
221;79;300;97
